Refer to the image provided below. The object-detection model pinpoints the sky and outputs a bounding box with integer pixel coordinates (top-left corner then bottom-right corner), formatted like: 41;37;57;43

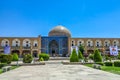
0;0;120;38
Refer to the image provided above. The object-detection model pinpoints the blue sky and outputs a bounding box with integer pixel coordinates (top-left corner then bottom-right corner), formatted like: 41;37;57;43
0;0;120;38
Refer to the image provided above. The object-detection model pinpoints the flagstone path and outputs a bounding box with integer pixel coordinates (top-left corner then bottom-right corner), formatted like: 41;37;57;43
0;60;120;80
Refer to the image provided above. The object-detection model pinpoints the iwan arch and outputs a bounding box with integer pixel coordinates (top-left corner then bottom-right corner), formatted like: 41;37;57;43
0;25;120;57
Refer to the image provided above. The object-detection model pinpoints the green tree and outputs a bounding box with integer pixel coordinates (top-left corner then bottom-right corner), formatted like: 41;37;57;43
79;45;84;55
93;49;102;62
70;49;79;62
12;53;19;61
78;50;84;60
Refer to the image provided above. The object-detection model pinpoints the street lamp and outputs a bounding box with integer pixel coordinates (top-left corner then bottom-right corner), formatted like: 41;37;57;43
102;48;105;62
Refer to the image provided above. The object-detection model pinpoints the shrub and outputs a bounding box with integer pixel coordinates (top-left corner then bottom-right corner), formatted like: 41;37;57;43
118;53;120;59
84;58;88;62
108;57;112;61
104;62;113;66
7;54;13;64
105;55;109;60
89;53;94;60
39;53;49;61
114;61;120;67
12;53;19;61
0;63;7;69
95;62;104;66
70;49;79;62
0;54;13;64
40;57;44;61
93;49;102;62
23;54;33;63
78;50;84;60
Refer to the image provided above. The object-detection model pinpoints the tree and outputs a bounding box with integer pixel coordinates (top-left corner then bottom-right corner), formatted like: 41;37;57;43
70;49;79;62
12;53;19;61
79;45;84;55
78;50;84;60
118;52;120;59
93;49;102;62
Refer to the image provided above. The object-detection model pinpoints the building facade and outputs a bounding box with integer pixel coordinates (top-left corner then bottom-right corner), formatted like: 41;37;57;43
0;25;120;57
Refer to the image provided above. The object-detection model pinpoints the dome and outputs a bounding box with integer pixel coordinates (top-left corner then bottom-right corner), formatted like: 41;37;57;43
48;25;71;37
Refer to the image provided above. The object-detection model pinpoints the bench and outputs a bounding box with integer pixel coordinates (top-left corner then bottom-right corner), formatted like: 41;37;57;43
92;64;101;70
2;66;12;72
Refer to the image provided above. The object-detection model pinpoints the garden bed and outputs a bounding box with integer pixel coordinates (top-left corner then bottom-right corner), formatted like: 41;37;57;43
8;62;45;66
0;66;19;74
62;62;94;65
84;64;120;75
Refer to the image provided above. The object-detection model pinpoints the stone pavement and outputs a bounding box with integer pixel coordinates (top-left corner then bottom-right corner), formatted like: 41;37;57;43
0;61;120;80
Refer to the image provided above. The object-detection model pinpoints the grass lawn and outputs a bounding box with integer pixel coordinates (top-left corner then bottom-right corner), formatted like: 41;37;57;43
0;69;2;74
0;66;19;74
102;66;120;75
84;64;120;75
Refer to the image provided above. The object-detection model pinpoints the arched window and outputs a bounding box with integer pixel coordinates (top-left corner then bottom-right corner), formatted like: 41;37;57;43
1;39;9;47
104;40;110;47
33;40;38;47
112;40;119;46
23;39;31;47
87;40;93;47
12;39;20;47
95;40;102;47
77;40;84;46
71;40;75;46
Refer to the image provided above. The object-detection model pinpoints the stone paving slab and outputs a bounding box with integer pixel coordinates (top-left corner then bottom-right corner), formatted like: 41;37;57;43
0;62;120;80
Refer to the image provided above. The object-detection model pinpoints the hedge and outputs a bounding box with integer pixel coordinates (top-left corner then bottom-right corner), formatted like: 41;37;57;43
104;62;113;66
39;53;49;61
0;54;13;64
95;62;104;66
0;63;7;69
114;61;120;67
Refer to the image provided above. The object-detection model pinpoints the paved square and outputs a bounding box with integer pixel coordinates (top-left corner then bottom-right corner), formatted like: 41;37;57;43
0;62;120;80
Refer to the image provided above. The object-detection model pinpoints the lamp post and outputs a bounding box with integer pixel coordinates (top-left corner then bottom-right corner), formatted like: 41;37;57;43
30;43;34;64
102;48;105;62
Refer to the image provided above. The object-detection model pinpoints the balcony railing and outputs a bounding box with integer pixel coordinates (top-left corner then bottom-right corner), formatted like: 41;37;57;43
0;46;4;49
104;46;109;48
87;46;94;49
22;47;31;49
0;46;38;50
11;46;20;49
95;46;103;48
33;46;38;49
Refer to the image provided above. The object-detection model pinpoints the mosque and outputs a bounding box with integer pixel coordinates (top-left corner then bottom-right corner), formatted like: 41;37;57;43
0;25;120;57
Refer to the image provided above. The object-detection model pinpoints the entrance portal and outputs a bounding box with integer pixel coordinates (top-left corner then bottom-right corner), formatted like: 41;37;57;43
52;50;55;54
49;40;59;56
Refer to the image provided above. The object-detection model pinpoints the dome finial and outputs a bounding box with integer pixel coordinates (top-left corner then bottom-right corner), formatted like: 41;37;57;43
58;23;62;25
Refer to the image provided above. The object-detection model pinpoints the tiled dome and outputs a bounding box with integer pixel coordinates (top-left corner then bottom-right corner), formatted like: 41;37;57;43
48;25;71;37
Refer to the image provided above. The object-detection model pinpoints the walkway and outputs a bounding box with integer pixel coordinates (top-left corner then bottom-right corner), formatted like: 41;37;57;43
0;60;120;80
